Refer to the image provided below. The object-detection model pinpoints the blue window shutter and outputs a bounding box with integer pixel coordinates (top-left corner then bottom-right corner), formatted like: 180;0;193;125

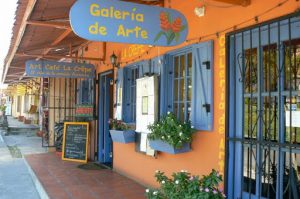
116;68;125;120
123;68;131;122
191;41;213;131
77;79;82;104
160;54;173;116
82;80;89;104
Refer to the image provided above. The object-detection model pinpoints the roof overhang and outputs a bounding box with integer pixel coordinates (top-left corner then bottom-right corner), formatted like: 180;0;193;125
2;0;164;84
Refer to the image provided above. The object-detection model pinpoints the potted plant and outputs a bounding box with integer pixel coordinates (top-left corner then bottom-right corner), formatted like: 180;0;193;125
109;118;135;143
0;104;6;116
147;112;194;154
145;169;226;199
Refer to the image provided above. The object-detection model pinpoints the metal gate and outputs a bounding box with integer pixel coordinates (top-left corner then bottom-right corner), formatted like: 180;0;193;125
41;78;77;148
227;13;300;199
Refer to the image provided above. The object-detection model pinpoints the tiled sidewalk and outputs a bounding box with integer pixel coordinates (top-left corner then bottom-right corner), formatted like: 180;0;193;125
25;153;146;199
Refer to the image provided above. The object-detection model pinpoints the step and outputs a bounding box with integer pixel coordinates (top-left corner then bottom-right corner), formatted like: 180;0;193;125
8;127;39;136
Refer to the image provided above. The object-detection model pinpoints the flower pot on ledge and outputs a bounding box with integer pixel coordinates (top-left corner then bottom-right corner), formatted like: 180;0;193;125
109;129;135;143
149;140;191;154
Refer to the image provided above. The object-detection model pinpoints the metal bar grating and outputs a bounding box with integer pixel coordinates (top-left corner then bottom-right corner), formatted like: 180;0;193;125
227;13;300;199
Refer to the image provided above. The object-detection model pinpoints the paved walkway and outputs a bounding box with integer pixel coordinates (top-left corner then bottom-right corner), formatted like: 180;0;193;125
25;153;146;199
1;116;146;199
0;131;41;199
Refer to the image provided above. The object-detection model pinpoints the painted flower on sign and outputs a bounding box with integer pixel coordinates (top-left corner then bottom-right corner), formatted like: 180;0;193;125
154;12;187;45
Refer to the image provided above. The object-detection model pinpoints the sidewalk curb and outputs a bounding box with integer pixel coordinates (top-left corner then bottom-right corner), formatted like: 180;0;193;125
24;158;49;199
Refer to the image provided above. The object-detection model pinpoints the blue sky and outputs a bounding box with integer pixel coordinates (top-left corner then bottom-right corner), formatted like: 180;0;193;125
0;0;18;85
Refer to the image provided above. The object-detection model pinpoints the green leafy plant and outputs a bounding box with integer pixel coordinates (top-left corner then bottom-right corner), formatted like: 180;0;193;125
108;118;128;131
0;105;6;112
154;12;187;45
147;112;194;149
145;169;226;199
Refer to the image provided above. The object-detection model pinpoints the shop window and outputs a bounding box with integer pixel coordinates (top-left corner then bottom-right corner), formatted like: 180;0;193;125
227;14;300;199
162;41;213;131
116;58;163;124
172;52;192;121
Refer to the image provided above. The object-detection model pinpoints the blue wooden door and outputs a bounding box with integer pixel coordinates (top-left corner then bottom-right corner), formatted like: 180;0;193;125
98;71;113;165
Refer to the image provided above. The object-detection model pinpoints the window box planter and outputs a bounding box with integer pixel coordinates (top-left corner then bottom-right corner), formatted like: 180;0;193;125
109;129;135;143
149;139;191;154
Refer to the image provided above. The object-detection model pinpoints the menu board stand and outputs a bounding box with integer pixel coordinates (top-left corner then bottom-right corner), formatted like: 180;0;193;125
62;122;89;163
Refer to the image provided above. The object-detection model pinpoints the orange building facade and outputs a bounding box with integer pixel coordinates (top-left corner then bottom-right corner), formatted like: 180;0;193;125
3;0;300;198
71;1;300;198
82;0;299;187
76;1;300;198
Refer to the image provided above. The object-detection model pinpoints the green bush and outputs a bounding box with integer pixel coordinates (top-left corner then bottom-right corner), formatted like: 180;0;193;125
145;170;226;199
147;112;194;149
108;118;128;130
0;105;6;112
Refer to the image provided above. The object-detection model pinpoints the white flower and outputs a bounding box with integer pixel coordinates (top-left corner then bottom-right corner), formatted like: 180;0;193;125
155;170;160;173
167;135;171;138
167;111;171;114
161;136;165;139
146;189;149;193
175;180;179;184
179;140;182;143
153;191;158;195
179;125;182;127
180;169;188;173
162;180;165;184
179;132;183;136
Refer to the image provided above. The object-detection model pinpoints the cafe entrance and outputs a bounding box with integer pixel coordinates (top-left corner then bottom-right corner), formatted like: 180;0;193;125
98;71;114;167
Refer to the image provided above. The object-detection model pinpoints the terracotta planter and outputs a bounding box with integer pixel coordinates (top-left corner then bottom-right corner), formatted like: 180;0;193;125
56;151;62;157
36;131;44;137
109;130;135;143
149;140;191;154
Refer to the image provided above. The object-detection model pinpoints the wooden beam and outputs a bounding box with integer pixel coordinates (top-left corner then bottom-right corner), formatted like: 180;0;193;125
212;0;250;6
2;0;38;83
50;29;73;47
16;53;104;61
7;73;24;77
27;20;70;29
37;29;73;60
9;66;24;69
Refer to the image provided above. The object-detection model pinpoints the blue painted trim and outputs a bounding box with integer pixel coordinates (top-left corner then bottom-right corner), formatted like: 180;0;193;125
191;40;214;131
98;72;113;164
109;130;135;143
149;140;191;154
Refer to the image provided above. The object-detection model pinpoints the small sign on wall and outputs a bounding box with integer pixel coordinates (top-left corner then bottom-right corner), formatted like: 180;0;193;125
25;60;95;79
75;104;94;118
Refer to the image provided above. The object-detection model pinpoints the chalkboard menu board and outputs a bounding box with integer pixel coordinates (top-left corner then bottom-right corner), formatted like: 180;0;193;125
62;122;89;163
